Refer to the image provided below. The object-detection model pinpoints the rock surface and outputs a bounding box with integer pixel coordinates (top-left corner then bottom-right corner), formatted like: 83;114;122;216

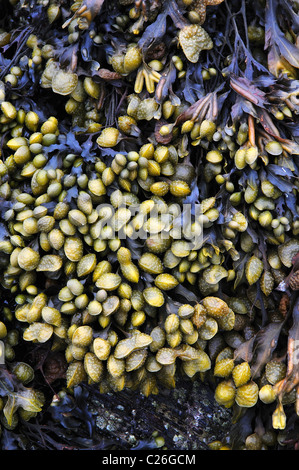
88;379;232;449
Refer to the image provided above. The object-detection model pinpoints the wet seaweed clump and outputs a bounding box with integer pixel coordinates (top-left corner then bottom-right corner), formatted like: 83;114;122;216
0;0;299;450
